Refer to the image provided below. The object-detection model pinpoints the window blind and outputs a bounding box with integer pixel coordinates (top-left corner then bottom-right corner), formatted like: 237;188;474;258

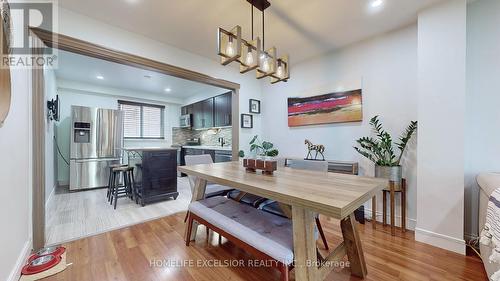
118;100;165;139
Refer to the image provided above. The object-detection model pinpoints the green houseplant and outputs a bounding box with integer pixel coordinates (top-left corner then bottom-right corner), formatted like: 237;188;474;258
249;135;279;157
354;116;417;188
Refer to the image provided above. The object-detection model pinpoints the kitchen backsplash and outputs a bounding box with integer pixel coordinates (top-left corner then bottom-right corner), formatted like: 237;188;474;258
172;127;232;147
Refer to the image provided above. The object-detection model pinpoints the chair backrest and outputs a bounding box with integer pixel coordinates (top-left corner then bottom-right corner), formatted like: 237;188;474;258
288;159;328;173
275;157;287;168
185;154;213;166
184;154;213;194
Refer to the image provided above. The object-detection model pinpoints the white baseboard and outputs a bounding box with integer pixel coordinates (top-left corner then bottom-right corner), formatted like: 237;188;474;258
415;227;466;255
363;208;416;230
7;239;32;281
464;232;479;242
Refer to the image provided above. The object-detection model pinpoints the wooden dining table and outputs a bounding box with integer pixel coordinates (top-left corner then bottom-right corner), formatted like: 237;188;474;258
178;161;388;281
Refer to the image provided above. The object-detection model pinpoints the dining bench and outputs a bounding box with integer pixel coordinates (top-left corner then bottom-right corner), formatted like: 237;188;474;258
185;196;294;281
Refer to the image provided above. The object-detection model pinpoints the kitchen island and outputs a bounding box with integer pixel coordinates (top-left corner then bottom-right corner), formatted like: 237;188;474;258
122;147;178;206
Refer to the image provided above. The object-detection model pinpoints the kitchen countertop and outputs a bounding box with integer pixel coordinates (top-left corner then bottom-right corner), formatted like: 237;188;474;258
182;145;232;151
122;147;178;151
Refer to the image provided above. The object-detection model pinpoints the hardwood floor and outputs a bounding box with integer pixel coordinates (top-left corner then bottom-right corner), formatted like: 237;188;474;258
43;213;487;281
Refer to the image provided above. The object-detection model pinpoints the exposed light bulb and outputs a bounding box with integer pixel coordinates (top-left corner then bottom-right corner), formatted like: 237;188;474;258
226;38;235;57
262;57;270;72
245;49;254;66
276;64;284;78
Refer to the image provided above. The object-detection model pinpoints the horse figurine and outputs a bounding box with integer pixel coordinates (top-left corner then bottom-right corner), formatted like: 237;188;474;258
305;139;326;161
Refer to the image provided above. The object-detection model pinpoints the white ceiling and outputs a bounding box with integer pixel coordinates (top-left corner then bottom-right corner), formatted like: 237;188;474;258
58;0;444;64
55;50;228;100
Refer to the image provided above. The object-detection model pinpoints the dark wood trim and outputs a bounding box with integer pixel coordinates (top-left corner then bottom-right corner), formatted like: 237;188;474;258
31;32;46;251
232;89;239;160
29;27;241;248
30;27;240;90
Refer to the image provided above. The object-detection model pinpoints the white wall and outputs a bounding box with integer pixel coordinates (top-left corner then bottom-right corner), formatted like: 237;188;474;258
0;3;37;278
416;0;467;254
0;46;32;281
44;66;57;205
261;25;418;229
55;80;182;184
56;7;263;154
464;0;500;239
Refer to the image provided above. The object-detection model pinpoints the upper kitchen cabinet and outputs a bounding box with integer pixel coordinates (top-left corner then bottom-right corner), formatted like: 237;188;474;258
192;98;214;129
214;92;232;127
181;104;193;115
202;98;214;128
192;101;203;129
186;92;231;129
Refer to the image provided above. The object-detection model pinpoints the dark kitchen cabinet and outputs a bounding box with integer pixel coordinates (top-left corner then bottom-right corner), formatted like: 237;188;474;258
192;101;203;129
184;93;231;129
202;98;214;128
192;99;214;129
214;92;232;127
181;104;193;115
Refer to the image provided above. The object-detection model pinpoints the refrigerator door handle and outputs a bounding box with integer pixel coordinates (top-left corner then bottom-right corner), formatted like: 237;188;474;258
73;158;120;163
97;109;102;157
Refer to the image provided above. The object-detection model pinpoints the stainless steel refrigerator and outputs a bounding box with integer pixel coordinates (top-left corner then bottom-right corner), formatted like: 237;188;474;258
69;106;123;191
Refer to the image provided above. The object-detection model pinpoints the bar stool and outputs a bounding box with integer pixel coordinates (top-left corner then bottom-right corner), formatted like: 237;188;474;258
107;163;127;202
110;166;135;210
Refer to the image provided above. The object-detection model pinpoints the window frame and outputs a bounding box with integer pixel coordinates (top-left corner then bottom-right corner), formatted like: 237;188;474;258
118;100;165;140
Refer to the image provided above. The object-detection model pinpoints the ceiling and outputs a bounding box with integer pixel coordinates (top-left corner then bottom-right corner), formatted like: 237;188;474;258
58;0;444;64
55;50;228;100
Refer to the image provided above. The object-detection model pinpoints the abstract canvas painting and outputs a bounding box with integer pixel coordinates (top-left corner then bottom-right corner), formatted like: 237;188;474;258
287;89;363;127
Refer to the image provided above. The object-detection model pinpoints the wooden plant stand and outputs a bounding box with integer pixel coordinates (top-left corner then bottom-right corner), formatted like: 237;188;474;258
372;178;407;236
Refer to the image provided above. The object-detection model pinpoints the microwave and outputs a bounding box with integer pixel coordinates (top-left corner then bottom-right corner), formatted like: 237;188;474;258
180;114;192;128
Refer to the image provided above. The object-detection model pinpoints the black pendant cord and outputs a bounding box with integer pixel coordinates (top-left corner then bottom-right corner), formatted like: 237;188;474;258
251;2;254;40
262;9;265;51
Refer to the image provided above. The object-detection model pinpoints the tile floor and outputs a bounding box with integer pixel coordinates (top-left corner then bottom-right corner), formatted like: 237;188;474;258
45;177;191;245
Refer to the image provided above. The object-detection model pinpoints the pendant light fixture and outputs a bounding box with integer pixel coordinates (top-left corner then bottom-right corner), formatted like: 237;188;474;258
217;0;289;84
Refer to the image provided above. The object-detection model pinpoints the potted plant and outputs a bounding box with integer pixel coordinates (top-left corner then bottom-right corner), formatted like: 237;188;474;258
354;116;417;189
249;135;279;158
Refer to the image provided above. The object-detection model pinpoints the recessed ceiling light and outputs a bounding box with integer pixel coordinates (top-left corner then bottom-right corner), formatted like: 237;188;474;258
96;75;104;80
371;0;383;8
165;88;172;92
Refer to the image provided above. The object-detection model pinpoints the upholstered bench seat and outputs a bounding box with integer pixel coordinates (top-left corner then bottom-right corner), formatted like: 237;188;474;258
188;196;294;265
